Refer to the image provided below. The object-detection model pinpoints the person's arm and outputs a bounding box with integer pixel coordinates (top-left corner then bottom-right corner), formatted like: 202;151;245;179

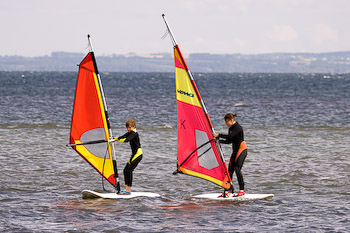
218;126;242;143
115;132;128;142
213;133;231;144
218;133;231;144
116;131;136;143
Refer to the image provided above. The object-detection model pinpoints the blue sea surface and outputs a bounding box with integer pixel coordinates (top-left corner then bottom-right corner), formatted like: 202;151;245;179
0;71;349;232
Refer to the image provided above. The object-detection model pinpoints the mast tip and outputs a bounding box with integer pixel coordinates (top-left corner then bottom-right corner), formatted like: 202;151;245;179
87;34;90;38
162;14;165;17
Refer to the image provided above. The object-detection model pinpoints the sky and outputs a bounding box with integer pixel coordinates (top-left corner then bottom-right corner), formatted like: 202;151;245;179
1;0;350;57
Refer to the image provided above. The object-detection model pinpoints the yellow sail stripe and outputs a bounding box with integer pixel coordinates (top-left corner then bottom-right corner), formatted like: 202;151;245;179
181;168;227;187
92;72;114;174
74;140;115;176
93;72;109;138
175;67;201;107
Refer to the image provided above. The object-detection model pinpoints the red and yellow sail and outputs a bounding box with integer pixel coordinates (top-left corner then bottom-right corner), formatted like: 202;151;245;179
69;53;116;187
174;45;231;189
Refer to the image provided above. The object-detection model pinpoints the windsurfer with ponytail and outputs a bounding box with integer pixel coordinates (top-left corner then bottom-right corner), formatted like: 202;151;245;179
213;113;247;197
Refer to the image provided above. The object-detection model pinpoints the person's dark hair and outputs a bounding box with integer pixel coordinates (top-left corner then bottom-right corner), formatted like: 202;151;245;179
224;113;237;121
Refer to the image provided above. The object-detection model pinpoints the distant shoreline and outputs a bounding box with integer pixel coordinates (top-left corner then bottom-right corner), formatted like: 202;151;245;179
1;51;350;73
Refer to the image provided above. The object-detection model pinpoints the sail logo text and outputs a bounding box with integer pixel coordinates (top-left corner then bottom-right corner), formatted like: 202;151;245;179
177;89;194;97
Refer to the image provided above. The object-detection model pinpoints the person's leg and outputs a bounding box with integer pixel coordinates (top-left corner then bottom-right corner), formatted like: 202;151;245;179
224;153;236;195
124;155;142;192
234;149;247;192
123;163;132;192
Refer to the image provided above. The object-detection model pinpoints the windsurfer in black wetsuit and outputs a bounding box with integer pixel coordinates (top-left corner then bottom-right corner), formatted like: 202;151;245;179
113;118;143;195
213;113;247;197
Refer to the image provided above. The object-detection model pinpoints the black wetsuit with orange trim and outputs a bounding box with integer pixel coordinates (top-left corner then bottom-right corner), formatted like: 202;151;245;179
218;122;247;191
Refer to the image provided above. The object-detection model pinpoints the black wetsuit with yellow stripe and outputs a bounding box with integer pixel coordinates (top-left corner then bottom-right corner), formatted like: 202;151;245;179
116;129;143;187
218;122;247;191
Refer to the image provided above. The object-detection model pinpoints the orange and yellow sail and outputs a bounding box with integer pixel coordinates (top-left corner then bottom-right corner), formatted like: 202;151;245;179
69;52;117;188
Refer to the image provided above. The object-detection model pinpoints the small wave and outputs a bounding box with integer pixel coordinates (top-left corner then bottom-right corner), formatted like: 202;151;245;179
234;103;248;107
296;125;350;131
159;124;173;129
137;124;174;131
0;123;67;129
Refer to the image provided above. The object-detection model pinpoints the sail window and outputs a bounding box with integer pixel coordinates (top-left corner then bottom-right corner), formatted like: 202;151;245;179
196;129;219;170
80;128;107;158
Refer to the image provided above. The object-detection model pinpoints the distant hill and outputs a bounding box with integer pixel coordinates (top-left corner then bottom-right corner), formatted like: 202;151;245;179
1;51;350;73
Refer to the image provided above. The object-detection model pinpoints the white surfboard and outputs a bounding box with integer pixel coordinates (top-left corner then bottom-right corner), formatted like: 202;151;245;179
82;190;160;199
193;193;274;201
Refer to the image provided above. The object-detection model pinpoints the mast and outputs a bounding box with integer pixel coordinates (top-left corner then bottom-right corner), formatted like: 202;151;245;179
87;35;111;135
162;14;177;46
161;15;216;135
87;35;120;192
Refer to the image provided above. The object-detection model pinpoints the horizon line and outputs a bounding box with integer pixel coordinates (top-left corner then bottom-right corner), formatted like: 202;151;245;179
2;50;350;58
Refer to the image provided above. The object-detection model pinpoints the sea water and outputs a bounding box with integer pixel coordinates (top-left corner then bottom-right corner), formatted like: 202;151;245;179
0;71;349;232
